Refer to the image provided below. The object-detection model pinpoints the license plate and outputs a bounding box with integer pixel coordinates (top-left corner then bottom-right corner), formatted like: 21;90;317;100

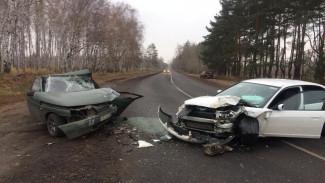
100;113;111;121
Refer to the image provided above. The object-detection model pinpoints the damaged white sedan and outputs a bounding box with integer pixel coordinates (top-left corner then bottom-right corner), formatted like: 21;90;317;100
158;79;325;145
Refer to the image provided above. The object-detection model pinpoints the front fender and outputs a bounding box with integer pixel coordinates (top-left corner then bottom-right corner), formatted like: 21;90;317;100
40;103;71;122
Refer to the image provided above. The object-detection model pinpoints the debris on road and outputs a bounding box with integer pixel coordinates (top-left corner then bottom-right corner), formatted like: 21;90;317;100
160;134;173;142
203;143;233;156
113;129;124;134
43;142;56;146
137;140;153;148
152;139;160;142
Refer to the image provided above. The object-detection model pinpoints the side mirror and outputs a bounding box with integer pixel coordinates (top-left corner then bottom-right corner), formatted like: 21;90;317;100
217;90;222;93
27;91;35;96
277;104;284;111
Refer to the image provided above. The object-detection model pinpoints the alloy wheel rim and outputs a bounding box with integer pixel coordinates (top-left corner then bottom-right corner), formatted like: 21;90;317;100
48;117;56;133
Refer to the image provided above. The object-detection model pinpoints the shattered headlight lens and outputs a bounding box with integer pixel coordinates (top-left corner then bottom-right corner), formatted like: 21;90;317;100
178;104;185;111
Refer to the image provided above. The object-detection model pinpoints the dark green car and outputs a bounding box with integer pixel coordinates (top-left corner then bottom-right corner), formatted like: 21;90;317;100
27;69;142;139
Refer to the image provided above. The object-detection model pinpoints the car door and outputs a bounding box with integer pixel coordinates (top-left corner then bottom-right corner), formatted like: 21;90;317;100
262;86;325;138
27;77;42;121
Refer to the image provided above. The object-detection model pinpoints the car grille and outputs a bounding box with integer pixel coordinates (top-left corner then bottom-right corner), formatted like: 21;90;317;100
188;111;215;119
184;120;214;132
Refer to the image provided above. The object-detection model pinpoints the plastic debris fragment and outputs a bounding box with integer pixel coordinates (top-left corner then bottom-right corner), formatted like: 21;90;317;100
137;140;153;148
160;134;173;142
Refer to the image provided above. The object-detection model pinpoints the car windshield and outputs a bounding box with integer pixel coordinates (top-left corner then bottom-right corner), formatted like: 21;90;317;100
45;75;96;92
217;82;280;107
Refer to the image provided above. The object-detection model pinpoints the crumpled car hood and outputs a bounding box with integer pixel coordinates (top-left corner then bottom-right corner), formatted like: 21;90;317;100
184;95;241;109
34;88;120;107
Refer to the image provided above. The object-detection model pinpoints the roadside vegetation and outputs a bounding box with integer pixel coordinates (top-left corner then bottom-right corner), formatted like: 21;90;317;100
172;0;325;84
0;0;166;106
0;0;166;73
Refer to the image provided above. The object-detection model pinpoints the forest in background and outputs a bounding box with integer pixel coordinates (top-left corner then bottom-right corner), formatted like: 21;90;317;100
173;0;325;83
0;0;164;73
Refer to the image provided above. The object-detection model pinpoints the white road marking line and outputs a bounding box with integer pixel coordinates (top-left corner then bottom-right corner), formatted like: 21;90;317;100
170;72;193;99
282;140;325;161
170;71;325;161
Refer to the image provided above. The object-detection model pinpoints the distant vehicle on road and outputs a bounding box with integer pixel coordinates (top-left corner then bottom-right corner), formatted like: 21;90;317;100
200;71;213;79
159;79;325;145
163;69;170;73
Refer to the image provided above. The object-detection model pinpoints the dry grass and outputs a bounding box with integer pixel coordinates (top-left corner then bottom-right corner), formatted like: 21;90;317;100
0;68;57;106
0;68;160;106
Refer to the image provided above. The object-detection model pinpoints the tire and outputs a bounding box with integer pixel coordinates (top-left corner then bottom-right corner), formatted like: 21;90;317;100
322;123;325;136
239;117;259;145
47;113;64;137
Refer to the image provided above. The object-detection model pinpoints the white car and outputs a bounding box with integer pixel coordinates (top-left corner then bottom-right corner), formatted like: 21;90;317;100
158;79;325;145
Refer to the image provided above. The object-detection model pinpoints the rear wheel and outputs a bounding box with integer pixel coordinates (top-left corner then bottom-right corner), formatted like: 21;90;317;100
47;113;64;137
239;117;259;145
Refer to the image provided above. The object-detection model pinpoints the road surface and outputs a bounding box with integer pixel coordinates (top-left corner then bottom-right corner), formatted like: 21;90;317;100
118;70;325;183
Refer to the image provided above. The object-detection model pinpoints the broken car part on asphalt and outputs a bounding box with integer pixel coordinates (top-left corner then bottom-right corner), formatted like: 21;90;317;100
27;69;143;139
137;140;154;148
158;79;325;146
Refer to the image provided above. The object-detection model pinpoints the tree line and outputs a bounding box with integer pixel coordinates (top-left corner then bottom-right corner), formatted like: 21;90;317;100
0;0;161;73
172;41;206;73
173;0;325;83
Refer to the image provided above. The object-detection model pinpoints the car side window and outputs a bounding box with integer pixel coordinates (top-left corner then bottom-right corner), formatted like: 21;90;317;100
31;78;41;92
303;90;325;111
268;87;301;110
302;85;324;91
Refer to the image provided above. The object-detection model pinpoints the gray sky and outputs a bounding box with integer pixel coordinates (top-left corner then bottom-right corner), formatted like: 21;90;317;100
111;0;221;63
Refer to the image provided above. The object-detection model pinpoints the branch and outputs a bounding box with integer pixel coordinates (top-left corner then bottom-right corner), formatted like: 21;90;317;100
305;32;318;53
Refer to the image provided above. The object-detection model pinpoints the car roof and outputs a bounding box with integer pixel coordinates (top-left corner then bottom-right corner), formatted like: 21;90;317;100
243;78;324;88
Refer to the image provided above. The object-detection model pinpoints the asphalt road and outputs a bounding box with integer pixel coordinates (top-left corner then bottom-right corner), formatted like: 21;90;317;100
117;70;325;183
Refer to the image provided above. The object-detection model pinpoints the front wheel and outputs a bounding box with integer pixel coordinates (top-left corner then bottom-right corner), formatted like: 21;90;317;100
47;113;64;137
239;117;259;145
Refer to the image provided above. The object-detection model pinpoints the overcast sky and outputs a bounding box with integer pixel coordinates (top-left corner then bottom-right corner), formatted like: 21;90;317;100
111;0;222;63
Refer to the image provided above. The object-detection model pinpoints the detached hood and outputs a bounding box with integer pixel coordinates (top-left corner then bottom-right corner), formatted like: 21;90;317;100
184;95;241;109
34;88;120;107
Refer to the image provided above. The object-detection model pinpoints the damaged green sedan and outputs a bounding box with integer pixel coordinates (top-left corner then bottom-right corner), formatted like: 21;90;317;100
27;69;142;139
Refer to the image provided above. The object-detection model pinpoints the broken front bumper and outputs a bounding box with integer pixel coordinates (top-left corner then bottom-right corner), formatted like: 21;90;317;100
158;106;234;144
59;107;117;140
58;93;143;140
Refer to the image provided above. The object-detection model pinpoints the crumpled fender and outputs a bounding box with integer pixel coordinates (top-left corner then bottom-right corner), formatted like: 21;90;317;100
244;107;272;118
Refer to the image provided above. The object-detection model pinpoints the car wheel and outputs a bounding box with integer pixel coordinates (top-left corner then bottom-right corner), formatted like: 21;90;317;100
47;113;64;137
322;124;325;136
239;117;259;145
